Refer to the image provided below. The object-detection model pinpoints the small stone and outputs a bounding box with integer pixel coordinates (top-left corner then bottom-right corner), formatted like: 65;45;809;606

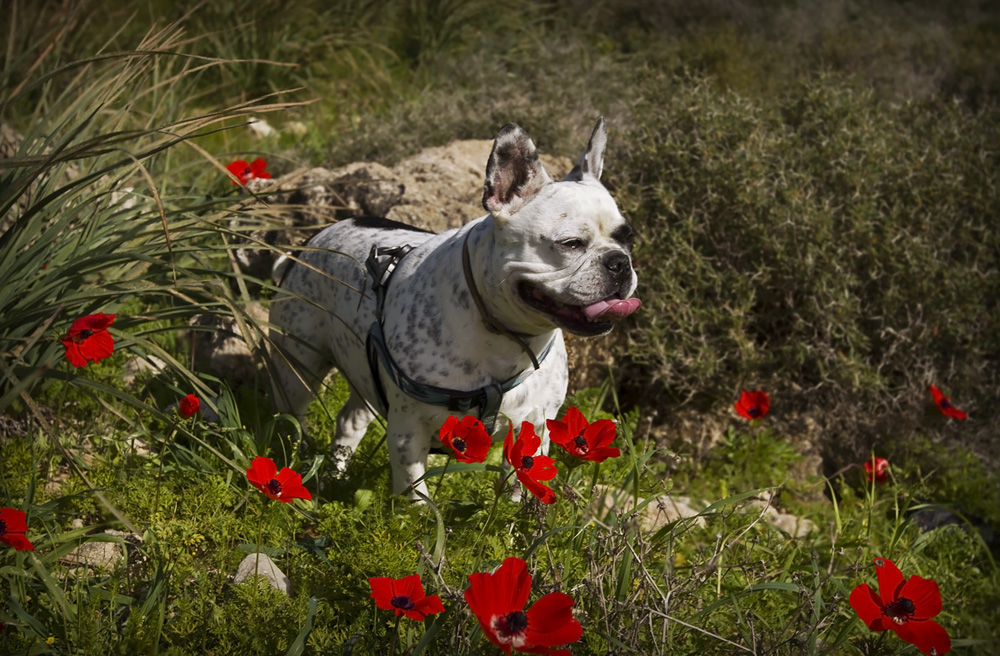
233;553;292;595
247;117;276;138
61;529;141;572
121;355;167;387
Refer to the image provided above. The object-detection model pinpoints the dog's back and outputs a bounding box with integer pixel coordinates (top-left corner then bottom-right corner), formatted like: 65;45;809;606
268;217;438;421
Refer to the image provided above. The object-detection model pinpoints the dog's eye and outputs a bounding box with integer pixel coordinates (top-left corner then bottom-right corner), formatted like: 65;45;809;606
558;238;588;251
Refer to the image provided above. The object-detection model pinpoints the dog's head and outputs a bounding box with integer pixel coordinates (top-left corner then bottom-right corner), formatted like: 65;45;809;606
479;118;640;337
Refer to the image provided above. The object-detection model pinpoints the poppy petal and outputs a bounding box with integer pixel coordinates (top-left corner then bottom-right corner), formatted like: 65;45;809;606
525;591;582;647
899;576;943;620
275;468;312;501
249;158;270;179
545;419;570;447
561;407;588;439
503;425;517;467
586;419;617;449
518;471;556;504
849;583;887;630
518;423;541;455
465;557;531;621
0;533;35;551
72;313;115;333
408;594;445;621
526;455;558;482
592;446;622;462
62;341;89;367
0;508;29;533
893;618;951;656
246;456;277;487
369;577;397;610
874;558;906;607
82;330;115;362
393;573;425;602
494;557;532;612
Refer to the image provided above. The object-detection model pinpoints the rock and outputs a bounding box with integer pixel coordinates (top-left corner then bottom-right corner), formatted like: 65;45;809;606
188;301;268;386
230;163;405;281
742;495;817;539
121;355;167;387
227;140;570;281
247;117;276;139
60;529;144;573
233;553;292;595
590;485;706;532
386;140;572;233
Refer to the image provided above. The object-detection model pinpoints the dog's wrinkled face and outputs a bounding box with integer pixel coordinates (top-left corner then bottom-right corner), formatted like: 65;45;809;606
480;118;640;336
496;183;638;336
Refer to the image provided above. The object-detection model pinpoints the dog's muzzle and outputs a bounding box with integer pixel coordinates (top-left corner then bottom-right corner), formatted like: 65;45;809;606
518;252;640;337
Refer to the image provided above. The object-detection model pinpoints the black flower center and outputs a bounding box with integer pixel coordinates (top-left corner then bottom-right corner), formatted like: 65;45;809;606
0;519;7;536
748;406;762;418
940;398;952;409
265;479;282;497
572;434;589;453
885;597;916;624
521;455;534;470
391;595;415;611
453;438;467;453
495;610;529;638
72;329;94;344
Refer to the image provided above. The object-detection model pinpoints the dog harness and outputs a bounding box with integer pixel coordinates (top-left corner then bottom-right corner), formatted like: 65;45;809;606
364;232;555;433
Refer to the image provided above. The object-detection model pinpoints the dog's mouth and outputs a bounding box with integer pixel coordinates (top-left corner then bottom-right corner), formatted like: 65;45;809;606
518;282;641;336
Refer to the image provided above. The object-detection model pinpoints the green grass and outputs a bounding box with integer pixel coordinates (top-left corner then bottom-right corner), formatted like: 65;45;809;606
2;1;999;654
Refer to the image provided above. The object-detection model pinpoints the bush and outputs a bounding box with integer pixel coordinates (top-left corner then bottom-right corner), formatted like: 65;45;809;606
617;74;999;465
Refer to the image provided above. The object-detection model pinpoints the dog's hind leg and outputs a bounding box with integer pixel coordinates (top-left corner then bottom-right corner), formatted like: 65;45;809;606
331;389;376;475
267;311;332;441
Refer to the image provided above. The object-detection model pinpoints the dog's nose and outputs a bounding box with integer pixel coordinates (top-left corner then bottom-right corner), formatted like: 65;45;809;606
602;250;631;275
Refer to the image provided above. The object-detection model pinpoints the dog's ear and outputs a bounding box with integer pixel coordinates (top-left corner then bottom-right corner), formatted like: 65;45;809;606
482;123;552;217
564;117;607;182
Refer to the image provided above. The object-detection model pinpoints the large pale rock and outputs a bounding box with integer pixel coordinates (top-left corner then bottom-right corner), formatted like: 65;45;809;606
230;163;404;281
233;553;292;595
385;140;572;233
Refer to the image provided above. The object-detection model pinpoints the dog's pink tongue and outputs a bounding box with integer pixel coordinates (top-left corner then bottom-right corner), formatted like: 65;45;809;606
584;297;642;320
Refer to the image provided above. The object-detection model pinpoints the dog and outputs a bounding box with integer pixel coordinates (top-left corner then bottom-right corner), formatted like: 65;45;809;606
268;117;640;499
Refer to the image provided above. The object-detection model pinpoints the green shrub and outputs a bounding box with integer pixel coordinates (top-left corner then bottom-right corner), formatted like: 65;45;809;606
618;75;999;463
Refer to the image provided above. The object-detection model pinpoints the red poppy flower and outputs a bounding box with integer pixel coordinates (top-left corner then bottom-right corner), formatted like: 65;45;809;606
465;557;582;655
369;573;445;621
0;507;35;552
546;406;620;463
178;394;201;419
503;423;558;504
929;385;967;421
849;557;951;655
734;390;770;420
245;456;312;502
864;456;890;484
439;415;492;463
61;313;115;368
226;157;271;185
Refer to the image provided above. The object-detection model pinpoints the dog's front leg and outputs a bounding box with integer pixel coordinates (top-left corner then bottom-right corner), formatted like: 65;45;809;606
331;390;377;475
386;417;432;500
